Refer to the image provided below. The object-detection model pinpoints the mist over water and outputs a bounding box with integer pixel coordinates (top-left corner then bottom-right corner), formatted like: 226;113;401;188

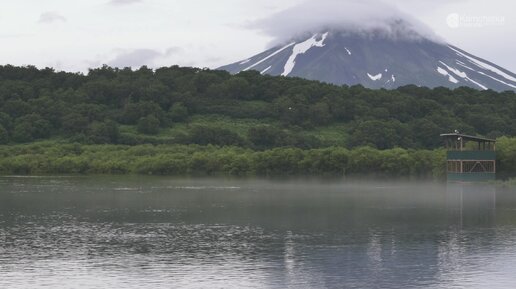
1;176;516;288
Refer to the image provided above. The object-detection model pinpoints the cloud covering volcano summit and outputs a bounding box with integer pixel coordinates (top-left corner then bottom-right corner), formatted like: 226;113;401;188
249;0;442;46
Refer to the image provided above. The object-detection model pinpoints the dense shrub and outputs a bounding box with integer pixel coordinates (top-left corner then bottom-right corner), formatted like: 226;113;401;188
168;102;189;122
0;124;8;144
186;125;245;146
87;120;120;144
137;115;160;135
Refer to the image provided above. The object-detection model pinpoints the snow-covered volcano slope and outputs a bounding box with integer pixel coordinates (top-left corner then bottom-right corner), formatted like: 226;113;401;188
219;31;516;91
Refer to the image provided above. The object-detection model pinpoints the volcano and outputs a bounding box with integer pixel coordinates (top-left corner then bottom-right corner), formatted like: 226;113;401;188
218;31;516;91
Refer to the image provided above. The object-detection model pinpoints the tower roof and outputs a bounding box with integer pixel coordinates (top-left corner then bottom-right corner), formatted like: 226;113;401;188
440;133;496;143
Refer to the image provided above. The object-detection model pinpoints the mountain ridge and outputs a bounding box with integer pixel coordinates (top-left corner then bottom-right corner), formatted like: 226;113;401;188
219;31;516;91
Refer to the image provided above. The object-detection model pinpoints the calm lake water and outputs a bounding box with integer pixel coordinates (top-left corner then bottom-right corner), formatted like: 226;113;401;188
1;176;516;289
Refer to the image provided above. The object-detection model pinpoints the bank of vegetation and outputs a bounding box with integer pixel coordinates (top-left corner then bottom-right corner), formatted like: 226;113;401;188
0;65;515;177
0;137;514;178
0;142;444;177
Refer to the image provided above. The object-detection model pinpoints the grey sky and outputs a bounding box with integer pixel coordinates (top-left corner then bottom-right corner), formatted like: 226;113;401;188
0;0;514;72
38;11;67;24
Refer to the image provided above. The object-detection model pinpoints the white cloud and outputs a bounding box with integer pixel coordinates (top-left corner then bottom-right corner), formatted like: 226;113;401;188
249;0;443;45
165;47;183;56
38;11;66;24
109;0;142;5
107;49;161;68
102;46;193;68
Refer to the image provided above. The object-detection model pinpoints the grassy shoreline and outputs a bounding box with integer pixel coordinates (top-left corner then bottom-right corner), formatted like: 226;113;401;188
0;141;446;178
2;136;515;178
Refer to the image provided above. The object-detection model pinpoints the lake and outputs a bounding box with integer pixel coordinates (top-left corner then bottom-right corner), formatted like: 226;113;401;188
1;176;516;288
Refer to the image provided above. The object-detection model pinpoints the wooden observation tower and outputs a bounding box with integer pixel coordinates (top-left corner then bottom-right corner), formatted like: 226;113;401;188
441;132;496;182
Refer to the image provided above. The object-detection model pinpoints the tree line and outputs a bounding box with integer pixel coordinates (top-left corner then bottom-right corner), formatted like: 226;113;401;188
0;64;515;150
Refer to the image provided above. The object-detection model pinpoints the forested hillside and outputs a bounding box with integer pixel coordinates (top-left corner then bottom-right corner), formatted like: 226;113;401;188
0;65;515;150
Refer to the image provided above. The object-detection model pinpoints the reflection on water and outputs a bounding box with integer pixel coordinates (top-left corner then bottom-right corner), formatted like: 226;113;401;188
1;176;516;288
446;182;497;228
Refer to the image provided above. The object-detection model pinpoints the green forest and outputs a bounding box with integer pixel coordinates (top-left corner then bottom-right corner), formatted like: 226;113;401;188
0;64;515;178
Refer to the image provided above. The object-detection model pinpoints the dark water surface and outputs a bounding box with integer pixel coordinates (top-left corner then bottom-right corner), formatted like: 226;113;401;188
1;176;516;288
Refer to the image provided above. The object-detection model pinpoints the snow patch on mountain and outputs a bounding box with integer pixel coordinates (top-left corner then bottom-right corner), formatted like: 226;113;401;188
440;61;467;79
345;47;351;55
439;61;487;90
244;42;295;72
478;72;516;89
437;67;459;84
367;73;383;81
282;32;329;76
476;71;516;89
385;74;396;84
261;66;272;74
455;61;516;89
449;45;516;83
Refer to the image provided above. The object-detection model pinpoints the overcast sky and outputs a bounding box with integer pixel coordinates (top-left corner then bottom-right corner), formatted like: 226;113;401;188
0;0;514;72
